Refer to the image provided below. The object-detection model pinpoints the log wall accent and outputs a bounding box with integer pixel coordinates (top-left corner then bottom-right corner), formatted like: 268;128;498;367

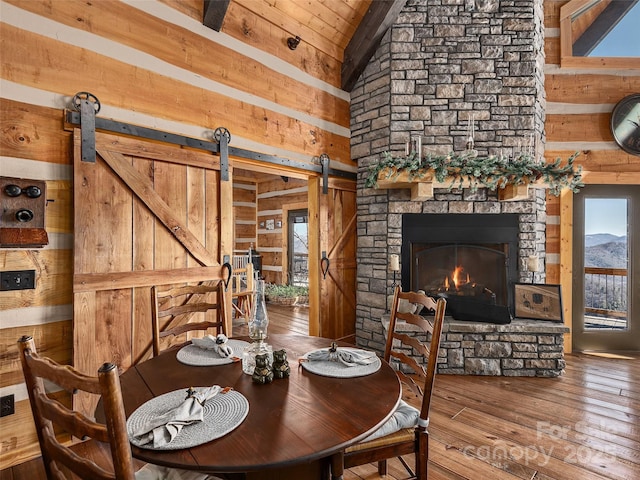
256;177;308;284
0;0;349;469
543;1;640;349
233;179;258;254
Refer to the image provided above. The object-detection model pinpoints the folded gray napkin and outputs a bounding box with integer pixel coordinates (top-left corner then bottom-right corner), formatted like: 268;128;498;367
131;385;224;448
190;334;234;358
304;342;377;367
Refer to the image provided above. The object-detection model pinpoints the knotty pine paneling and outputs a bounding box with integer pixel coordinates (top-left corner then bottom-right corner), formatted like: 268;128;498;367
224;2;342;86
0;250;73;310
258;230;285;249
255;178;308;284
0;96;74;468
0;398;44;470
258;251;283;285
158;0;202;21
233;178;257;251
259;194;308;211
0;99;72;164
545;150;640;173
1;24;351;165
546;74;640;104
543;0;563;29
230;0;344;64
0;392;71;471
44;180;73;234
160;0;343;87
0;320;73;388
234;224;256;238
6;0;349;128
545;37;560;65
233;189;257;205
545;113;612;143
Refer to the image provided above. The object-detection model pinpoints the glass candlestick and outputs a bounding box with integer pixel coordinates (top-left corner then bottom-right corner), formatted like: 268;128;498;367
241;333;273;375
249;279;269;341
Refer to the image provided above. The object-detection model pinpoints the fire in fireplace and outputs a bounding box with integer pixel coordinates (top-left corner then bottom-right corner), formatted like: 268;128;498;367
402;214;520;323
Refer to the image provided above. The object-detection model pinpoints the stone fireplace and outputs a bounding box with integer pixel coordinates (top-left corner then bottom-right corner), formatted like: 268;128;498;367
403;213;519;323
351;0;568;376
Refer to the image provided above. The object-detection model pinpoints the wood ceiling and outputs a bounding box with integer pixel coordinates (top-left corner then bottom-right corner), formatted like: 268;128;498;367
203;0;407;91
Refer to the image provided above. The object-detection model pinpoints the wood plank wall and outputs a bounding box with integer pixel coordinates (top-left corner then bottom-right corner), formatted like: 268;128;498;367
542;1;640;347
233;179;258;254
0;0;352;469
256;177;308;284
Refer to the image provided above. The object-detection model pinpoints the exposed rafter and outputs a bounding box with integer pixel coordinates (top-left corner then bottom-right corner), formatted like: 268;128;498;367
341;0;407;92
203;0;230;32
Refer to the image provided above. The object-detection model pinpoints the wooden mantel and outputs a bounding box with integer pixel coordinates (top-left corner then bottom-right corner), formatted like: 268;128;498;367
375;168;536;201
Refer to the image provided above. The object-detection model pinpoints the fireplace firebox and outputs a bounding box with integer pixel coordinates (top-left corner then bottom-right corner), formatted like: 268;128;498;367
401;214;520;323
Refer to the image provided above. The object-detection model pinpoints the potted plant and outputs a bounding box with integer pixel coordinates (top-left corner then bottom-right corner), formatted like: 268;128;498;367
264;283;309;306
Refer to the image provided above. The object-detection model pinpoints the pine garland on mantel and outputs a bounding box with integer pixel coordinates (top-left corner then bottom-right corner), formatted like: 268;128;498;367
365;151;584;196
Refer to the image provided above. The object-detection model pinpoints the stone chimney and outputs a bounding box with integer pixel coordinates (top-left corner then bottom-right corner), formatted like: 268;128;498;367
351;0;547;351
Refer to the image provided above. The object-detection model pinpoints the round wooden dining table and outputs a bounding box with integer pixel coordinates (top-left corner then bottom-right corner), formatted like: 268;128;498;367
118;334;401;479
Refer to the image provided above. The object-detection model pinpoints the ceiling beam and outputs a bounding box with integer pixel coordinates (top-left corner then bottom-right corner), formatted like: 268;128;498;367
203;0;230;32
341;0;407;92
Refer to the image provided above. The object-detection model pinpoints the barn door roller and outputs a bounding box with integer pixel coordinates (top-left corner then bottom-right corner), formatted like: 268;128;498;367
72;92;101;163
213;127;230;182
319;153;330;194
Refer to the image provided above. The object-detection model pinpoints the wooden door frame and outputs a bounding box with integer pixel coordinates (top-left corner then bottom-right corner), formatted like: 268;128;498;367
560;172;640;352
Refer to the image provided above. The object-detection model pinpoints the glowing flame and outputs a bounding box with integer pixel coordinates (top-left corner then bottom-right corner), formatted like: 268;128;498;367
451;266;464;288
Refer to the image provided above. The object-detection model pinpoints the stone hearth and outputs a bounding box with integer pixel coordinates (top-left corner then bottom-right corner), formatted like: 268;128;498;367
383;316;569;377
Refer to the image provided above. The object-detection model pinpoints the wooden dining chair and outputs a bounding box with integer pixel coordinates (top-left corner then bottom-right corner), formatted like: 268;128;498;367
231;261;255;323
151;280;228;357
331;286;446;480
18;334;136;479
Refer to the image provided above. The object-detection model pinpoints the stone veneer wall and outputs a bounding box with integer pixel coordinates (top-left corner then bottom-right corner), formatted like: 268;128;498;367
351;0;551;367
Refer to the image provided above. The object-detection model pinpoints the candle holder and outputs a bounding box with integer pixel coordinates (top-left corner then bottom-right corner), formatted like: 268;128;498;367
386;254;401;312
527;255;540;283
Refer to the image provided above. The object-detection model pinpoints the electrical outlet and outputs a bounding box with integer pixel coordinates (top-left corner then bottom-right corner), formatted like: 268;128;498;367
0;394;15;417
1;270;36;291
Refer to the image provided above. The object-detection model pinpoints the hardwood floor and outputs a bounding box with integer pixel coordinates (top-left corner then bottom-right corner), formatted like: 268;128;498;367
346;350;640;480
3;306;638;480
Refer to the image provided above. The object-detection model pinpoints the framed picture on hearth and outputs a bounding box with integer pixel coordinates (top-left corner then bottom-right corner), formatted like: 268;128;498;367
514;283;563;322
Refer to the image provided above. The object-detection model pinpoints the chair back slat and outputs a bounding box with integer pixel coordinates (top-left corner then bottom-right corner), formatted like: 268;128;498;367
384;286;446;423
36;390;110;442
158;302;222;317
392;332;430;359
231;262;255;322
158;320;224;339
25;350;103;395
395;370;424;398
388;350;427;378
43;431;115;480
151;281;227;356
18;336;135;480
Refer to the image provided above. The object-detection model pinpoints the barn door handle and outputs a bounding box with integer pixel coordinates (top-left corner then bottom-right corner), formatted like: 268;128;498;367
222;262;233;290
321;251;330;279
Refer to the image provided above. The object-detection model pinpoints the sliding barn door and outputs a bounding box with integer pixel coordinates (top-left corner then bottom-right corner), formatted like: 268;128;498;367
308;178;357;339
73;130;232;413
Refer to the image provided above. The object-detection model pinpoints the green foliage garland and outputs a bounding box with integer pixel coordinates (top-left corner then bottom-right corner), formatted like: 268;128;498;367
365;151;583;196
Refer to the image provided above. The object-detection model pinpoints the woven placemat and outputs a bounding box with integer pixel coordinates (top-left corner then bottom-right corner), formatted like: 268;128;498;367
127;387;249;450
176;339;250;366
300;348;381;378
